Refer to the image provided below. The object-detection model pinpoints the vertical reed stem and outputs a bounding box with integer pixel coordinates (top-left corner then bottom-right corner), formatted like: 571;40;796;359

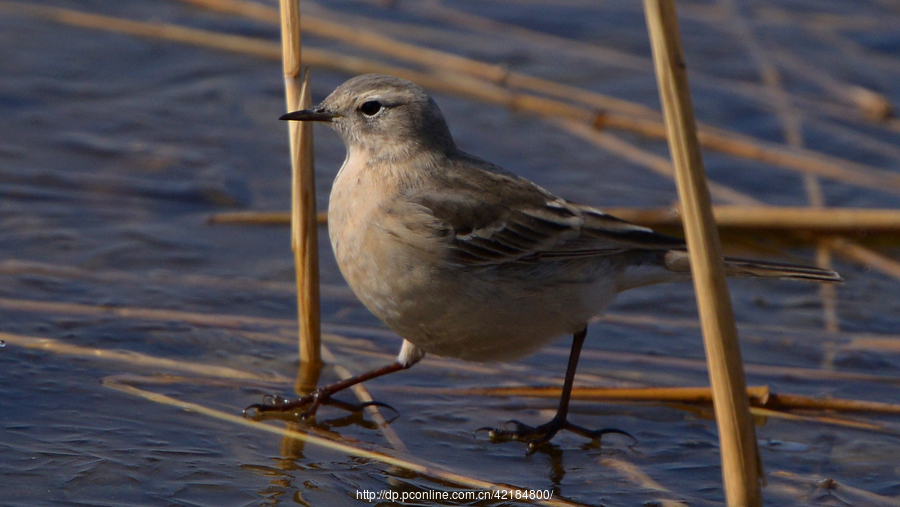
280;0;321;369
642;1;762;505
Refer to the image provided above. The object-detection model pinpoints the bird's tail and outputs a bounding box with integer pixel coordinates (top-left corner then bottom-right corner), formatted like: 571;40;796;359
663;250;843;282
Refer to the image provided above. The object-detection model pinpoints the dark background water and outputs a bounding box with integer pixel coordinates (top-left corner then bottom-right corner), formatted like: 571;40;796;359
2;0;900;505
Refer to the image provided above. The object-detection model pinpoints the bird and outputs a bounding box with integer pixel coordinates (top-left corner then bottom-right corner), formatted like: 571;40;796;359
246;73;842;452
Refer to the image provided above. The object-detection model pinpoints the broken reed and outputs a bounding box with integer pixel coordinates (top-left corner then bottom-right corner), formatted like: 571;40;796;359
278;0;321;370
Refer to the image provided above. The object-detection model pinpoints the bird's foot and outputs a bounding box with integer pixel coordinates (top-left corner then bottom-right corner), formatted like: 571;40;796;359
243;389;328;420
243;388;397;421
477;418;633;454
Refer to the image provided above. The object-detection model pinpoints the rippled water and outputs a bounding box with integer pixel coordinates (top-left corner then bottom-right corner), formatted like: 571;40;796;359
2;0;900;505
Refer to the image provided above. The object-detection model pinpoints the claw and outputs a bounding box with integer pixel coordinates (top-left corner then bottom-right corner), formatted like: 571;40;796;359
242;403;262;418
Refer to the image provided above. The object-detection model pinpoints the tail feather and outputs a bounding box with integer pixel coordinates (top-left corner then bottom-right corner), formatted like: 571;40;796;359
664;250;843;282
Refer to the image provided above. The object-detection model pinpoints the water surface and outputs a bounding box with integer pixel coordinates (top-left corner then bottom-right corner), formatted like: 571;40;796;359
2;1;900;505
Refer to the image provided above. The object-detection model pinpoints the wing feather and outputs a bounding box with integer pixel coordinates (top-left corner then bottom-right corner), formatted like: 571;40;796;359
405;157;684;267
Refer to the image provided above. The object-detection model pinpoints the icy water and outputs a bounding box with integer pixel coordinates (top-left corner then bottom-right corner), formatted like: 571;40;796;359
2;0;900;505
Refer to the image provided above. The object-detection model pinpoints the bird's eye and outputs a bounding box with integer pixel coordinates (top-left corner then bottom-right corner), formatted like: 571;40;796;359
359;100;383;116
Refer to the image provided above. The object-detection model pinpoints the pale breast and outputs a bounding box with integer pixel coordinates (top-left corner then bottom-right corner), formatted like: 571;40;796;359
327;152;418;327
326;152;624;362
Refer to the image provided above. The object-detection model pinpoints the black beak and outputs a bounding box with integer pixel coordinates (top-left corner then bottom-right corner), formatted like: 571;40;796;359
279;108;339;122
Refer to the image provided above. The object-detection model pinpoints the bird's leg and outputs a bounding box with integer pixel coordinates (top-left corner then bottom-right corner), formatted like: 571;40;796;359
244;340;424;420
479;327;630;453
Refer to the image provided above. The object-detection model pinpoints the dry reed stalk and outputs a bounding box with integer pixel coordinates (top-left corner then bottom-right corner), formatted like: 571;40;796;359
405;385;772;405
769;49;893;122
596;112;900;194
598;457;691;507
0;3;439;87
0;331;287;382
885;117;900;135
552;119;766;206
671;402;890;432
679;4;899;127
0;296;297;329
9;293;900;374
748;407;886;431
292;1;900;188
235;328;371;352
384;384;893;432
844;335;900;353
0;292;522;379
7;294;900;430
812;238;840;332
0;297;402;356
343;346;575;378
383;0;872;130
104;380;596;507
206;210;328;225
398;0;651;73
175;0;660;119
764;393;900;414
362;349;629;389
755;7;900;76
815;119;900;161
402;383;900;415
490;87;900;198
318;345;409;453
278;0;322;369
643;1;761;504
717;0;841;334
280;0;322;372
0;2;285;58
608;206;900;233
805;188;841;334
764;479;820;506
0;258;355;300
178;0;279;24
601;313;900;358
365;1;895;144
208;205;900;234
16;1;900;196
600;312;713;329
553;346;900;385
558;114;900;284
754;8;899;33
207;211;291;225
8;1;900;197
0;4;528;117
553;116;900;286
9;293;900;367
105;373;282;389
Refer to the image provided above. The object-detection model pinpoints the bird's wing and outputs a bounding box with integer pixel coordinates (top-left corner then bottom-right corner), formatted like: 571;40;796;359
407;163;684;267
